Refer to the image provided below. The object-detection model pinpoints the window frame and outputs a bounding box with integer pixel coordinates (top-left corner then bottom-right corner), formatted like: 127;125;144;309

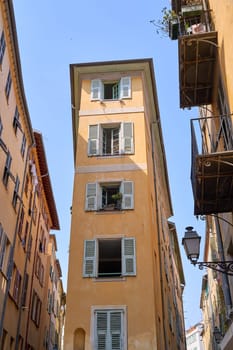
91;306;127;350
31;290;42;327
5;70;12;101
91;76;131;101
0;225;10;275
12;175;20;208
0;31;6;65
13;107;22;134
85;181;134;212
21;133;26;157
2;151;12;187
88;122;134;156
12;267;22;305
83;237;136;278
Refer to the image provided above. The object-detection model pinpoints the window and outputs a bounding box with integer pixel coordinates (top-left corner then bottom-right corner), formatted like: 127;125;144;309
18;209;25;239
88;122;134;156
12;268;21;304
93;309;125;350
12;175;20;208
0;116;7;153
85;181;134;211
0;115;2;136
21;134;26;157
13;107;22;133
91;77;131;101
0;224;10;276
0;31;6;65
31;291;42;327
83;237;136;278
2;151;12;187
5;70;12;101
22;273;29;307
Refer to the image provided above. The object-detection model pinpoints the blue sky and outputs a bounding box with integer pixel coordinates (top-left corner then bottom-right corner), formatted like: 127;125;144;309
13;0;206;329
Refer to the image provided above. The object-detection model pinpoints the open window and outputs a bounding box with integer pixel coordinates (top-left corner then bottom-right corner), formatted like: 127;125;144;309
83;237;136;278
88;122;134;156
91;77;131;101
2;151;12;187
85;181;134;211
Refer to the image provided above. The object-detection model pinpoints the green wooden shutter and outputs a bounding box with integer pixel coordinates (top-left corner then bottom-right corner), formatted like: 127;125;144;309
85;183;97;211
121;181;134;209
83;240;96;277
122;238;136;276
91;79;102;100
122;122;133;154
96;311;107;349
110;311;122;350
120;77;131;99
88;125;99;155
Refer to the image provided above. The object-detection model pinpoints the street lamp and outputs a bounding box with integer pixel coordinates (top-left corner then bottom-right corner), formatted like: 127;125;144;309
182;226;233;275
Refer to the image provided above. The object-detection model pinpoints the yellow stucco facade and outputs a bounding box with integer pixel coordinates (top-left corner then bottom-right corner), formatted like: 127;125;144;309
65;59;186;350
0;1;63;349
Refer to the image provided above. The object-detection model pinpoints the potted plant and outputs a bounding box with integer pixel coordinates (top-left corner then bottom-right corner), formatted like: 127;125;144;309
151;7;179;40
112;192;122;209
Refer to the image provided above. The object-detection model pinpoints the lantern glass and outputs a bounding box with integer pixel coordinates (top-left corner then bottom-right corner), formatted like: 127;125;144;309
182;227;201;262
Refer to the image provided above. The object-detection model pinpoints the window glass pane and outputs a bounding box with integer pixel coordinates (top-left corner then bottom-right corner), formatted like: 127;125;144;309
98;239;121;277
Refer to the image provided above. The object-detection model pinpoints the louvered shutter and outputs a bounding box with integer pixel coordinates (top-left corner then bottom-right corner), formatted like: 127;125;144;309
91;79;102;100
0;231;6;269
120;77;131;99
122;122;133;154
88;125;99;155
85;183;97;211
110;311;122;350
96;311;107;349
121;181;134;209
83;240;96;277
122;238;136;276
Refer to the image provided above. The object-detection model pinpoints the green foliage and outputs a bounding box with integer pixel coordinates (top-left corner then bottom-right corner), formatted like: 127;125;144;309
151;7;178;37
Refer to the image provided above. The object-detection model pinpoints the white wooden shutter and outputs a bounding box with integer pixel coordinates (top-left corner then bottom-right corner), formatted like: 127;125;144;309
121;122;133;154
88;125;99;155
110;311;122;350
120;77;131;99
83;240;96;277
96;311;107;349
122;238;136;276
91;79;102;100
85;183;97;211
121;181;134;209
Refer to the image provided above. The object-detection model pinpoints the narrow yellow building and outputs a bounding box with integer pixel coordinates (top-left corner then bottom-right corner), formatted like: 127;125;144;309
65;59;186;349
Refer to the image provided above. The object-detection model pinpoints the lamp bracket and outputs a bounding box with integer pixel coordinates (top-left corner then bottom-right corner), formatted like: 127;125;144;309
193;260;233;275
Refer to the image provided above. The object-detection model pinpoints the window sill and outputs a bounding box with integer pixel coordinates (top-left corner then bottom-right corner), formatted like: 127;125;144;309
88;153;134;158
93;276;126;282
95;210;124;215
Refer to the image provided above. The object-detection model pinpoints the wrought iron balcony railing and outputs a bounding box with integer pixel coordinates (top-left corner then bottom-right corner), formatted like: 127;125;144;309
191;115;233;215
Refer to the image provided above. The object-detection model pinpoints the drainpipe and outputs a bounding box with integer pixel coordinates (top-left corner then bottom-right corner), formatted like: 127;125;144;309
150;122;167;349
0;142;35;344
14;174;38;350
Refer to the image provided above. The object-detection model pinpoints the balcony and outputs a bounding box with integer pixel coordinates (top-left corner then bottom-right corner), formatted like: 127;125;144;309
179;30;218;108
171;0;203;14
169;1;218;108
191;115;233;215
